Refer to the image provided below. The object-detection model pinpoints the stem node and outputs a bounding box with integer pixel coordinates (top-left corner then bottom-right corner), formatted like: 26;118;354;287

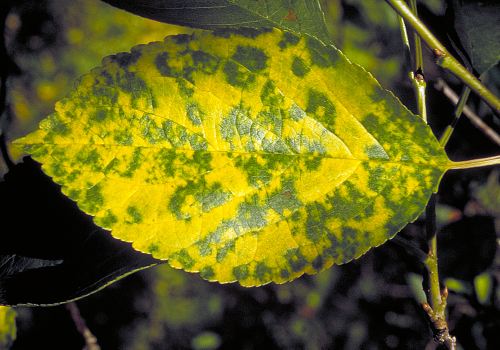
422;302;432;313
434;48;446;59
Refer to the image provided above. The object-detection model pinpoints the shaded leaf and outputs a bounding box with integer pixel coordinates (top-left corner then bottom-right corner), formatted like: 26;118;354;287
0;158;160;306
444;277;471;294
15;28;456;287
100;0;333;45
466;169;500;217
452;0;500;75
0;255;63;277
474;272;493;305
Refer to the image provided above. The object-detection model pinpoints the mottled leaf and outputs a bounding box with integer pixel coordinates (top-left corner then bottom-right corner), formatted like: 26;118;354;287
100;0;333;45
15;28;455;287
0;306;16;349
453;0;500;75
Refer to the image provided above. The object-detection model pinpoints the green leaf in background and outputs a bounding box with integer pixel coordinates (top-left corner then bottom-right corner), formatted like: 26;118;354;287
100;0;333;45
15;28;477;287
452;0;500;75
474;272;493;305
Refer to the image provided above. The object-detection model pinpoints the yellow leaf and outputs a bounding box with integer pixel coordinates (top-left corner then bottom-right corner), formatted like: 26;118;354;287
15;28;497;286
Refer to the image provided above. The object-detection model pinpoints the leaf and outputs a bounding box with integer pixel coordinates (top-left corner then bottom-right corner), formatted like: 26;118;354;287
0;158;160;306
15;28;456;287
452;0;500;75
467;169;500;217
0;306;16;349
100;0;333;45
474;272;493;305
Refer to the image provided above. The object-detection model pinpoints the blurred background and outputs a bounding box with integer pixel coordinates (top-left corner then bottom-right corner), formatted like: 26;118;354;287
2;0;500;349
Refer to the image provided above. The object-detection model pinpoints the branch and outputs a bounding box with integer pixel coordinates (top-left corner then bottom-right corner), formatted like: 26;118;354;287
65;302;101;350
396;6;456;346
438;85;471;147
435;79;500;147
422;195;456;349
422;296;457;350
391;235;429;262
384;0;500;115
397;2;427;122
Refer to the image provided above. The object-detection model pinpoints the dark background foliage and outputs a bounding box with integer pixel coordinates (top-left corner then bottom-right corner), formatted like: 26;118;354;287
1;0;500;349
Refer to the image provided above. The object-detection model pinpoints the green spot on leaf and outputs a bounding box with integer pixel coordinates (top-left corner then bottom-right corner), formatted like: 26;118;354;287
148;243;160;255
171;249;195;269
126;206;143;224
155;52;173;77
113;130;133;146
186;102;205;126
231;45;269;72
233;265;249;281
278;31;301;50
92;109;108;122
306;89;336;126
97;210;118;228
237;194;267;229
200;266;215;280
223;60;254;88
216;240;235;263
292;56;310;77
82;184;104;214
191;50;219;75
255;262;272;282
